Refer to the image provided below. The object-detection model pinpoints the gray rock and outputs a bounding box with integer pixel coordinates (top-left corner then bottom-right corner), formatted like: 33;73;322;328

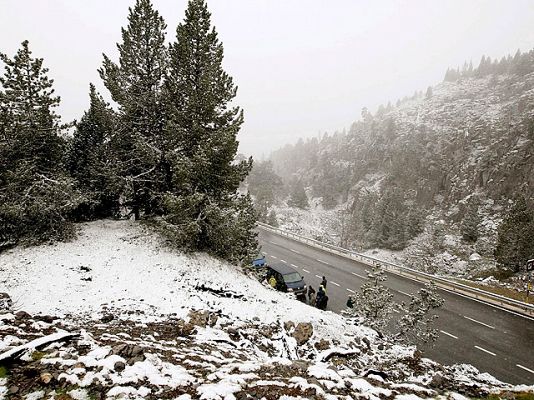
114;361;126;372
292;322;313;345
101;314;114;323
284;321;295;332
188;310;209;327
0;293;12;311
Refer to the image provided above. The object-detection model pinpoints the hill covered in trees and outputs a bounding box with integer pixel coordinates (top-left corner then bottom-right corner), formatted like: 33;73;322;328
254;49;534;278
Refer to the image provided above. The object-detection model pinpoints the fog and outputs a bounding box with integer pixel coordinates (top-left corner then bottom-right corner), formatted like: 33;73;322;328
1;0;534;158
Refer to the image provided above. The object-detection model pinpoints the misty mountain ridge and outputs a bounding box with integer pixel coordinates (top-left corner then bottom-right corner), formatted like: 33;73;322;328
257;48;534;279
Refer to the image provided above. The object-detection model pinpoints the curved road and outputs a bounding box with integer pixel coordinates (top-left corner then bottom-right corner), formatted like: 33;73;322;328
258;227;534;385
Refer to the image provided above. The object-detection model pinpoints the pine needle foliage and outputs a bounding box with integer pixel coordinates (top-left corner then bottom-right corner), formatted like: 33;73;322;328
99;0;169;219
161;0;258;263
0;41;81;249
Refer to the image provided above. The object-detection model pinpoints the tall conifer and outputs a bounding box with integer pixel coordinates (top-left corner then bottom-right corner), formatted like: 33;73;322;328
99;0;168;219
68;84;116;219
0;41;80;247
163;0;257;263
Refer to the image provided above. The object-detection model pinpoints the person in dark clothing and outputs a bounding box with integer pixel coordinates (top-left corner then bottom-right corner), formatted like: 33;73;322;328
321;276;327;289
316;285;328;310
307;286;316;305
346;295;355;309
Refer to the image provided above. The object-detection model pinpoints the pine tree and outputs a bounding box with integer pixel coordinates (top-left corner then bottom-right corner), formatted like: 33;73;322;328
0;41;80;247
99;0;168;219
162;0;257;263
68;84;117;219
494;196;534;272
425;86;433;99
461;197;481;243
288;180;309;209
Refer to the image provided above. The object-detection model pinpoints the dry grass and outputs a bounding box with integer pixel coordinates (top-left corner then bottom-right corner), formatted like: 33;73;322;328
453;278;534;303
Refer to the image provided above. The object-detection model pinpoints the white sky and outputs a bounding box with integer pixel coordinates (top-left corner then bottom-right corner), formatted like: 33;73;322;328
1;0;534;158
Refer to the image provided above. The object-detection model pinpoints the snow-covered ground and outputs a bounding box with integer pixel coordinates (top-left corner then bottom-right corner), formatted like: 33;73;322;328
1;220;533;399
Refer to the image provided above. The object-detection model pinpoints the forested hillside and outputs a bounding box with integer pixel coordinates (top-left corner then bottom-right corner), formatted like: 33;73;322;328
256;50;534;277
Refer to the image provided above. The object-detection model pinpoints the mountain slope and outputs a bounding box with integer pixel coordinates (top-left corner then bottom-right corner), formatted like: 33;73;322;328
264;51;534;277
1;221;532;398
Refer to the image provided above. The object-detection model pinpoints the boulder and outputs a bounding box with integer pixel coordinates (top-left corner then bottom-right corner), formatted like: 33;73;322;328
314;339;330;350
0;293;12;311
188;310;209;327
15;310;31;320
292;322;313;345
101;314;114;323
112;343;145;366
114;361;126;372
208;313;219;327
40;372;53;384
34;315;56;324
284;321;295;332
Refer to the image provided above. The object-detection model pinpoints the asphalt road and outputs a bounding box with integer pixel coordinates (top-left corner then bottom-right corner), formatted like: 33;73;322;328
258;227;534;385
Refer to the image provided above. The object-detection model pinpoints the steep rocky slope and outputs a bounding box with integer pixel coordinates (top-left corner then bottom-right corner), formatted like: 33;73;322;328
265;54;534;278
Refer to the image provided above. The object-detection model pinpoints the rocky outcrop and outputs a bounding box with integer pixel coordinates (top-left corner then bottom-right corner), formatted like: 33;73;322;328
292;322;313;345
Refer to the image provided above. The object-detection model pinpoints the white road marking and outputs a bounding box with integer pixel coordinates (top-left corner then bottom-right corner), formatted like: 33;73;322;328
351;272;368;279
316;259;331;265
331;281;341;287
440;330;458;339
291;264;299;269
263;252;269;255
346;288;356;294
302;269;310;274
474;345;496;356
398;290;412;297
271;256;278;260
267;241;279;245
290;248;301;254
280;259;287;263
517;364;534;374
464;316;495;330
315;274;322;279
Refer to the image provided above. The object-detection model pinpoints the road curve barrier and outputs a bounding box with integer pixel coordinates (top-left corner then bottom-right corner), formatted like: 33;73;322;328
257;222;534;318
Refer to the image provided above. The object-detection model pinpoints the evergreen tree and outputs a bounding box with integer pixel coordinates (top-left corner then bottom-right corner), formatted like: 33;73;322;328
247;160;283;219
99;0;168;219
425;86;433;99
461;197;481;242
288;180;309;209
68;84;117;219
162;0;257;263
0;41;80;248
494;196;534;271
266;210;278;227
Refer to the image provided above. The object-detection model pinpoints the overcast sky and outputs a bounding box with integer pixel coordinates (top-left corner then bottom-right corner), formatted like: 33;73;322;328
1;0;534;158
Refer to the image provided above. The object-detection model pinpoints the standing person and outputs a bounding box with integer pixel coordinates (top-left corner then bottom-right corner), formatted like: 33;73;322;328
307;286;316;305
322;294;329;310
316;286;325;308
316;285;326;310
321;276;327;290
346;295;355;309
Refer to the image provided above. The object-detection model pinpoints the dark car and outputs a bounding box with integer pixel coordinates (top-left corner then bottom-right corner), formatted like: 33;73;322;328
266;263;306;297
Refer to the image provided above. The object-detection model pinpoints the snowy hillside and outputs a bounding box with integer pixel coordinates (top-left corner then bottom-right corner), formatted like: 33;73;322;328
1;221;533;399
262;62;534;281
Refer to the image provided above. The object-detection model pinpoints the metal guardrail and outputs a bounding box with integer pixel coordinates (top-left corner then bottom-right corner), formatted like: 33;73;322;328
257;222;534;318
